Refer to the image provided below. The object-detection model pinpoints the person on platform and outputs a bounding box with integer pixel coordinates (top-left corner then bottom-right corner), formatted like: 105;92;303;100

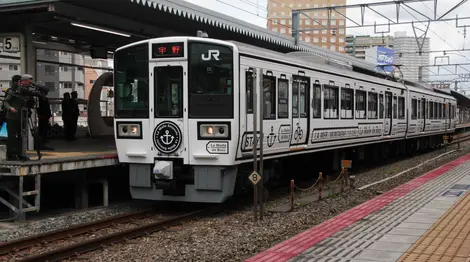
0;75;21;128
61;92;72;141
70;91;79;141
4;74;42;161
37;90;53;150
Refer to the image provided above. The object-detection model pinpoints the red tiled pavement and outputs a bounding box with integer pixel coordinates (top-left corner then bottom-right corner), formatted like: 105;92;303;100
245;153;470;262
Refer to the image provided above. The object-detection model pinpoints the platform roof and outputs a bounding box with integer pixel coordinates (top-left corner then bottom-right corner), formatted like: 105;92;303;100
0;0;380;71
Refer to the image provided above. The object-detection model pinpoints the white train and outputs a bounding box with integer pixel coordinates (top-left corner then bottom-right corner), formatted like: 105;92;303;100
113;36;457;203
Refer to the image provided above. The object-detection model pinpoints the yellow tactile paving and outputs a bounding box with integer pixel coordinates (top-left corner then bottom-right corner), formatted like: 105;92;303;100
398;191;470;262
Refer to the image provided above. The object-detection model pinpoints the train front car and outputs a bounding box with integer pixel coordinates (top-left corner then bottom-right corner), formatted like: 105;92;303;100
114;37;239;203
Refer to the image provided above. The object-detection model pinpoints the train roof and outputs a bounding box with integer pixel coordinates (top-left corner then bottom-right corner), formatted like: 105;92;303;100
229;40;455;100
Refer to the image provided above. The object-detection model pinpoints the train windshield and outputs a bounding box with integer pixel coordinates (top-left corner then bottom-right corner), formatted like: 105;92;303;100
114;43;149;118
188;42;234;118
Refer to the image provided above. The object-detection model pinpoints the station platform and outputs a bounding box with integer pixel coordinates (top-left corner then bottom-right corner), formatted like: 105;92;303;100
0;136;117;176
247;153;470;262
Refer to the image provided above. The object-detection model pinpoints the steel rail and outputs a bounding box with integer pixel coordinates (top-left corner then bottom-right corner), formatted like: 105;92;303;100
16;209;205;262
0;208;156;256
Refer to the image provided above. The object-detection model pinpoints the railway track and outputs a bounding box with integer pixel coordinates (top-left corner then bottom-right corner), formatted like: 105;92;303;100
0;208;209;262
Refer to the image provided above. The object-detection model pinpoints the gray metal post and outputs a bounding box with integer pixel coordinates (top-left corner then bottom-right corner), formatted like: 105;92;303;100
72;53;76;92
23;25;36;151
292;12;300;46
252;68;258;222
259;69;264;221
18;176;25;221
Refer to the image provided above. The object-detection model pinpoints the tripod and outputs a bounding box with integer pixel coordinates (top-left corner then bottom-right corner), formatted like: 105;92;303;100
21;108;42;161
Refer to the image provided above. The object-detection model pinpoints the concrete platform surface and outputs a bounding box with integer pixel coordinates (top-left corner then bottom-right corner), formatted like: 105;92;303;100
246;153;470;262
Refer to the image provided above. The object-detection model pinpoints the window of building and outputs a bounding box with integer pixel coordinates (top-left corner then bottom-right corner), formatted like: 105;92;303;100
305;36;310;42
278;78;288;118
368;92;378;119
322;12;327;17
273;27;278;32
306;3;310;7
331;20;337;25
289;3;293;7
305;19;310;25
60;65;69;72
314;37;319;43
298;3;302;7
90;79;95;84
312;82;321;118
246;71;253;113
339;46;345;51
322;29;327;34
322;37;327;43
8;65;18;71
289;28;292;34
280;28;286;34
330;46;336;51
324;84;339;119
45;65;56;75
322;45;328;49
339;20;345;26
339;29;345;34
45;82;55;92
356;89;366;119
44;50;55;57
313;29;319;34
281;12;285;16
330;36;336;42
341;86;353;119
322;20;327;25
339;37;344;43
314;11;318;17
411;99;417;119
263;75;276;119
314;4;318;7
289;20;292;25
280;19;286;25
60;81;73;89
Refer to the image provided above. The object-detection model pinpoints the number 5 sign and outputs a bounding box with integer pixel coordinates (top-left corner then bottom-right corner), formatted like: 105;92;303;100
2;36;20;52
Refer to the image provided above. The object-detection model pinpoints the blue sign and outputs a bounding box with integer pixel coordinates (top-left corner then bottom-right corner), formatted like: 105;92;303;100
376;47;394;73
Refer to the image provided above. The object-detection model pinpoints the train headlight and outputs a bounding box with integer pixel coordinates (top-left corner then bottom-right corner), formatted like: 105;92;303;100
199;123;230;139
117;122;142;139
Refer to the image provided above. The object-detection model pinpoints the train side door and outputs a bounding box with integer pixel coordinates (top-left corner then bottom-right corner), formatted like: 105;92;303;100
448;102;452;129
290;75;309;146
383;91;392;136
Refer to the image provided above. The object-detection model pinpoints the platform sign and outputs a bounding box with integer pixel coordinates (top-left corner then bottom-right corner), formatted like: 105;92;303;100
341;160;352;168
248;171;262;185
0;36;20;53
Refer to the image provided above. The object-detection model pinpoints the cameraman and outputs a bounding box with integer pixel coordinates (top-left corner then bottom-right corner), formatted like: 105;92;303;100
4;74;44;161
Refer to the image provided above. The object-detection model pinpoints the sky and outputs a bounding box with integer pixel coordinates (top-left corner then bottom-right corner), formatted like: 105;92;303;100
184;0;470;88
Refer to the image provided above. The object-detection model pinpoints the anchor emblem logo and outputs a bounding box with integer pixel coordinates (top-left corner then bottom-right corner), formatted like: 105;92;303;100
160;130;174;145
267;126;276;147
153;121;182;154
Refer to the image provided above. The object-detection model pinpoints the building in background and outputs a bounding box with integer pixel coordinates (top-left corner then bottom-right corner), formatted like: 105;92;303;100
267;0;347;53
84;57;112;116
0;47;20;93
365;46;395;73
393;31;430;82
346;35;394;59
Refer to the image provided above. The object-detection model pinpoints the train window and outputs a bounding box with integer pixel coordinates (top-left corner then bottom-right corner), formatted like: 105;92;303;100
393;96;397;119
263;75;276;120
368;92;378;119
411;99;417;120
312;82;321;118
421;99;425;119
246;72;254;114
292;81;299;118
356;90;366;119
429;101;434;119
379;94;384;119
278;79;289;118
385;93;392;118
416;99;420;119
398;97;405;119
444;103;447;118
154;66;183;118
299;81;308;118
441;103;444;119
434;102;437;119
324;84;339;119
340;87;353;119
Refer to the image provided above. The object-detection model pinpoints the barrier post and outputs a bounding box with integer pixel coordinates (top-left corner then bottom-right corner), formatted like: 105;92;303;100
290;180;294;212
340;167;345;193
318;172;323;200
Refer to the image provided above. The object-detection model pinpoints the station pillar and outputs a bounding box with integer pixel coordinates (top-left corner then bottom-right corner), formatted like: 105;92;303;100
21;25;36;151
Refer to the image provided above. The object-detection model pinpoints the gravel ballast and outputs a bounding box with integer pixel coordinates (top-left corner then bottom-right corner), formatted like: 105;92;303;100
57;142;470;262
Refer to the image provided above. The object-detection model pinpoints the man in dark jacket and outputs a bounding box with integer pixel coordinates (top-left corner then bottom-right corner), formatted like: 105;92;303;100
37;91;53;150
70;91;79;140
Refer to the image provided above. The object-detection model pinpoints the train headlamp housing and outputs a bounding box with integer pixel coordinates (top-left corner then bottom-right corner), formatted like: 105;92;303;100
116;122;142;139
198;122;230;140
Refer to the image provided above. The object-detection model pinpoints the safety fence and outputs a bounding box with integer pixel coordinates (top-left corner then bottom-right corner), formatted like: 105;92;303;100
288;167;356;212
